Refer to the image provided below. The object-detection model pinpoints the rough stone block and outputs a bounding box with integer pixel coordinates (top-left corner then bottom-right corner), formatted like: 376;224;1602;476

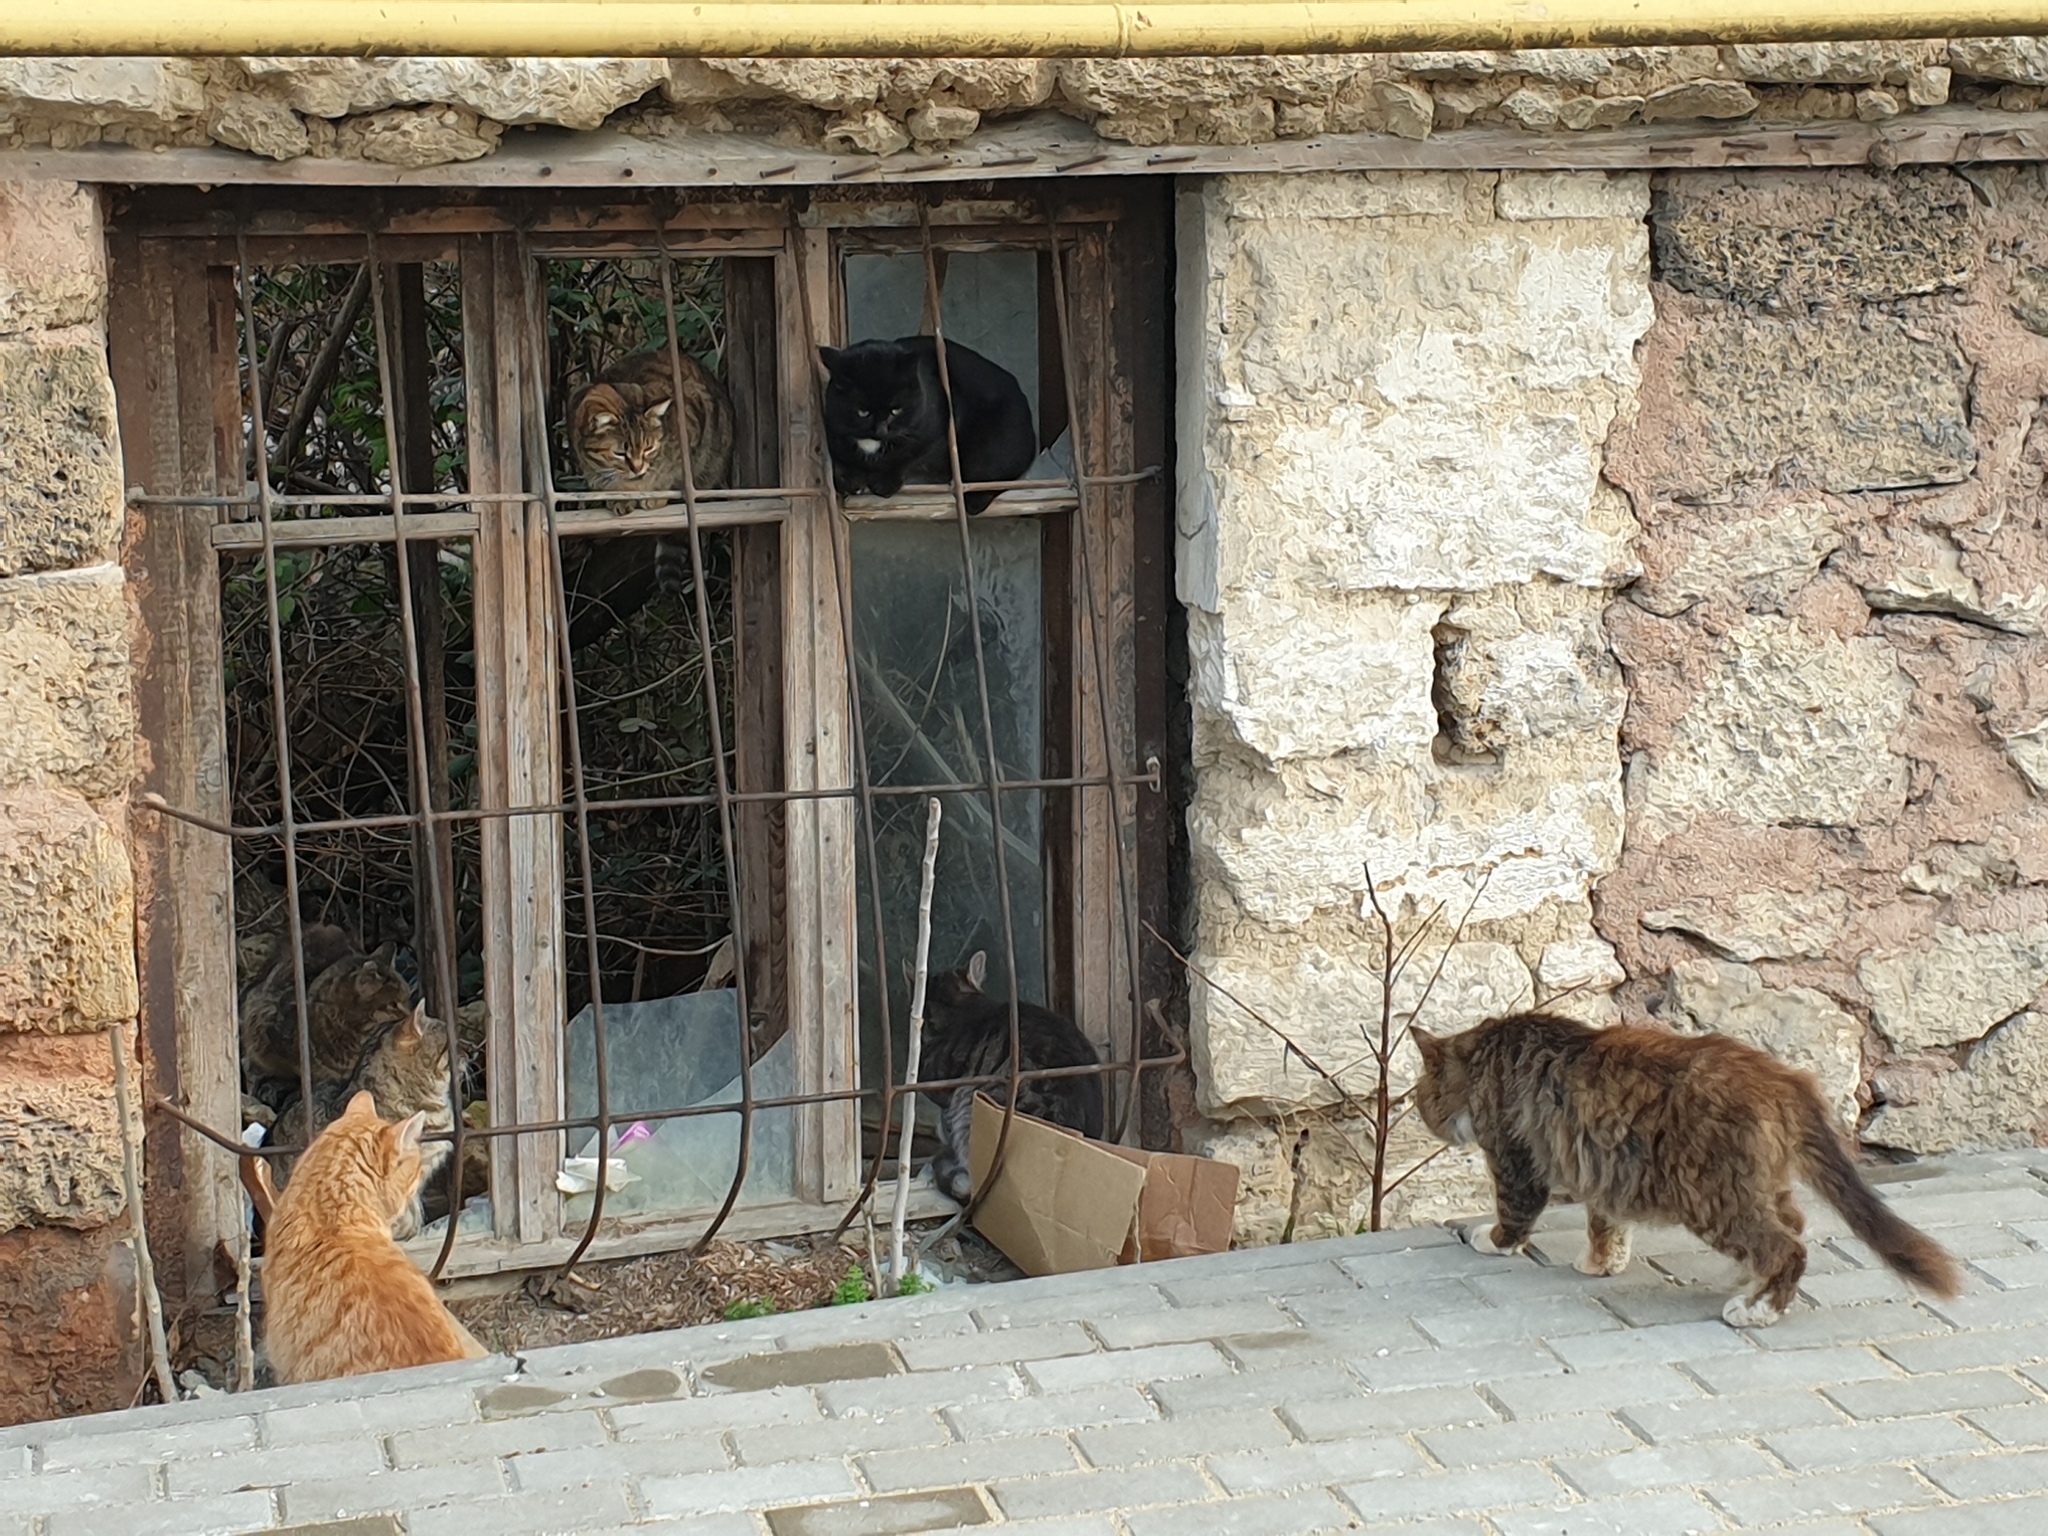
1652;170;1976;305
1949;37;2048;85
1496;171;1650;222
1867;1010;2048;1155
0;1222;139;1426
238;56;670;130
1655;308;1974;497
1859;928;2048;1052
0;1031;122;1232
0;59;207;143
0;182;104;334
0;567;134;798
1629;496;1842;619
0;786;138;1034
1624;615;1910;840
0;339;124;577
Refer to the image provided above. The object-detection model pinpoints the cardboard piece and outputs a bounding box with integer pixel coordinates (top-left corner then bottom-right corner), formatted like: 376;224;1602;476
967;1093;1240;1275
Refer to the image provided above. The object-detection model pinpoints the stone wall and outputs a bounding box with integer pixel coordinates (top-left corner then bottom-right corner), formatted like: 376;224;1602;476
4;42;2048;166
0;179;143;1425
1174;169;1652;1240
1599;165;2048;1161
1178;160;2048;1243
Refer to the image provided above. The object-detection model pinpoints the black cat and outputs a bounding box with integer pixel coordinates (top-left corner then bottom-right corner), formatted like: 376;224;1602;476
819;337;1036;514
919;950;1104;1203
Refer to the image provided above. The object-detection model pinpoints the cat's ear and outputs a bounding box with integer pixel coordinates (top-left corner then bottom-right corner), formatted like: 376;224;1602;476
393;1111;427;1158
646;397;673;421
371;941;398;965
343;1089;379;1120
817;346;843;375
587;411;616;430
1411;1029;1444;1071
399;1002;426;1042
967;950;988;989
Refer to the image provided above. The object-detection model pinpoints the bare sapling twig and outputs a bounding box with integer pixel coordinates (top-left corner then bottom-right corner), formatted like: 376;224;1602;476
891;796;944;1292
1147;858;1513;1240
109;1022;177;1403
1361;861;1494;1232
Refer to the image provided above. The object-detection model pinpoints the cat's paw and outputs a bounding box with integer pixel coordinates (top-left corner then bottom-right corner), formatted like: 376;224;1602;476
1465;1225;1525;1258
1722;1292;1786;1329
1576;1228;1633;1277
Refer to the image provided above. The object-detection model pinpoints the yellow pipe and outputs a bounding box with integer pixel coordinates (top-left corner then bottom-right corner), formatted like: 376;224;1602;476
3;2;2046;60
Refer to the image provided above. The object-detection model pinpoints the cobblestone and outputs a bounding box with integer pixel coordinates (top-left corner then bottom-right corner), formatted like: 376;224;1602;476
3;1151;2045;1536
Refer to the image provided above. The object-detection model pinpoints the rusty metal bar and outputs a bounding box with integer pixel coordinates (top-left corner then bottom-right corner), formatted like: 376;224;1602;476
914;198;1028;1224
231;233;319;1147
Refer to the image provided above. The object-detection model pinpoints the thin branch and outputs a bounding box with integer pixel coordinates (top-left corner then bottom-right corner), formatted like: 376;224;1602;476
110;1023;176;1404
891;797;943;1290
272;264;373;480
1141;920;1374;1122
1382;1142;1453;1199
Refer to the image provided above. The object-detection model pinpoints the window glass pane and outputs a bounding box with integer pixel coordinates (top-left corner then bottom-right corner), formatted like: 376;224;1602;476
851;519;1047;1088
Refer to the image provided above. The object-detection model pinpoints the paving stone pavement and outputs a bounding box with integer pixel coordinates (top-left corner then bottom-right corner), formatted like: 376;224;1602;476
8;1150;2048;1535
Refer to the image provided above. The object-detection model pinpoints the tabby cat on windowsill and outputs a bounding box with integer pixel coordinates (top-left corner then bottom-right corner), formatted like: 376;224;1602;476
567;347;736;597
261;1091;490;1385
819;336;1036;514
239;925;412;1100
919;950;1103;1203
1412;1011;1962;1327
269;1001;460;1240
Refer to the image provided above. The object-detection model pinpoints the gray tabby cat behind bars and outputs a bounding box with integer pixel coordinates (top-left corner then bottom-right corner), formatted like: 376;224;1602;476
270;1002;460;1240
919;951;1104;1203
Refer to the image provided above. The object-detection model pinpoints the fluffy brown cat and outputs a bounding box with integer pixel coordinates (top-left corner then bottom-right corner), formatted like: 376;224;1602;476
262;1091;489;1384
241;930;411;1092
1412;1011;1961;1327
568;348;735;598
269;1002;459;1239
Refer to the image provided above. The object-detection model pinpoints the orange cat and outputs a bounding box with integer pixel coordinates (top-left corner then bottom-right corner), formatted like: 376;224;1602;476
262;1091;489;1384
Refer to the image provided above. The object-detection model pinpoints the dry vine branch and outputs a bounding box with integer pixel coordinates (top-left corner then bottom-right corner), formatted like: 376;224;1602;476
1147;859;1504;1238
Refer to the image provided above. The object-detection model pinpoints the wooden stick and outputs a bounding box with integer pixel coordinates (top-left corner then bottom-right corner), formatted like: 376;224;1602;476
233;1186;256;1392
109;1022;177;1404
891;796;944;1291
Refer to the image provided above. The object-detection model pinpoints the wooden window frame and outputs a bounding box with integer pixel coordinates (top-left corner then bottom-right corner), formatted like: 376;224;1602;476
110;185;1172;1289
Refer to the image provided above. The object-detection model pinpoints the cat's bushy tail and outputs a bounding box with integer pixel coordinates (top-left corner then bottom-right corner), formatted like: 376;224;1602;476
1794;1089;1962;1299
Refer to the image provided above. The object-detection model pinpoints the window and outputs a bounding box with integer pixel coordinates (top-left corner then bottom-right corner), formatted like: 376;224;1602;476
110;186;1172;1286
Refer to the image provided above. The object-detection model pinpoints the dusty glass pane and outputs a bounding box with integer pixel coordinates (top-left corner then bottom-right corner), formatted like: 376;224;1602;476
561;992;796;1218
851;518;1046;1093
